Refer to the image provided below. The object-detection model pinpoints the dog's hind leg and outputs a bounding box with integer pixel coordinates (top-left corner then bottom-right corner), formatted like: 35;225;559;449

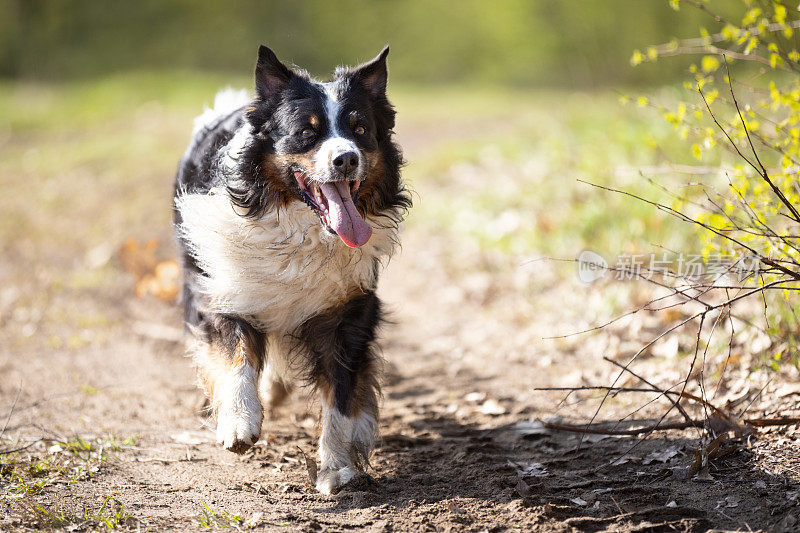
191;315;265;454
298;292;383;494
259;361;293;416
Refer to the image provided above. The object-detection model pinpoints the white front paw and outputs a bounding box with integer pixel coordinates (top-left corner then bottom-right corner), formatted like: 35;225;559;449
315;465;358;495
216;406;262;454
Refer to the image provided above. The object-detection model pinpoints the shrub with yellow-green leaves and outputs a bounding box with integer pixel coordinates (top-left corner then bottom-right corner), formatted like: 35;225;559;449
631;0;800;369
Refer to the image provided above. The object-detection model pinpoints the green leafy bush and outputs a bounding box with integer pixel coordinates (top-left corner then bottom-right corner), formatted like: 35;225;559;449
633;0;800;369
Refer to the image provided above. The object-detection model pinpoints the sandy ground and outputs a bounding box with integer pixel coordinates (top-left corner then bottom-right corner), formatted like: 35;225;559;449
1;120;800;532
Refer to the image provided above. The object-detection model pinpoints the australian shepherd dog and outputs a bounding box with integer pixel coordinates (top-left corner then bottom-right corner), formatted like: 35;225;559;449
173;45;410;494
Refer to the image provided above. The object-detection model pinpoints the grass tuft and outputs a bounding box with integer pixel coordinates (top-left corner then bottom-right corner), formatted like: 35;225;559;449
22;496;135;530
196;501;244;528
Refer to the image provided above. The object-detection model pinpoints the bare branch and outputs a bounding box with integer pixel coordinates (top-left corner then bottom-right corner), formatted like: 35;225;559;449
602;356;694;425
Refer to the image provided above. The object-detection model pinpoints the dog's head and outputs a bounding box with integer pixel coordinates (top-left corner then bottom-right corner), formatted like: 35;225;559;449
239;45;405;248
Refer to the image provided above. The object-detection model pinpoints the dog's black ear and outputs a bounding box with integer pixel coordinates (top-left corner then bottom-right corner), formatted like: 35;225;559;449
255;45;293;100
351;45;390;99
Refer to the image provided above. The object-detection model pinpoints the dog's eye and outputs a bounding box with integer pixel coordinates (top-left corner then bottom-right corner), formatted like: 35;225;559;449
354;125;366;135
301;129;314;138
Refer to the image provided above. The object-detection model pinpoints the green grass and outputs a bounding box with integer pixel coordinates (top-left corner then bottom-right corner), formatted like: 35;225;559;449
1;451;95;496
0;435;136;496
22;496;134;530
1;435;140;529
196;501;244;529
395;86;706;259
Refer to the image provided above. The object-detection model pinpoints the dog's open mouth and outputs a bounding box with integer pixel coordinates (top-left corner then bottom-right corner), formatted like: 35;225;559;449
294;170;373;248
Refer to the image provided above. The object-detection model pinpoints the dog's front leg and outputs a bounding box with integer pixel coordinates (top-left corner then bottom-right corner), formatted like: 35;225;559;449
301;292;382;494
316;392;378;494
192;315;265;454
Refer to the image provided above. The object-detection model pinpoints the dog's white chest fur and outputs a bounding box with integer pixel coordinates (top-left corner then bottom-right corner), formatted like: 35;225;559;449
176;190;397;333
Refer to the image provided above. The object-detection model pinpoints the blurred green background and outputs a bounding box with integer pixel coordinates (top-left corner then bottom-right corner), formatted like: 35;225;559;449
2;0;722;87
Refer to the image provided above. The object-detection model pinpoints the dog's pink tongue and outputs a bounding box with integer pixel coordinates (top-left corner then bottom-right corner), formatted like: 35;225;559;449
319;181;372;247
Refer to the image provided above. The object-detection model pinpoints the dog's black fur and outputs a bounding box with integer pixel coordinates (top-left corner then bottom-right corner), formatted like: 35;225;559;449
297;291;383;417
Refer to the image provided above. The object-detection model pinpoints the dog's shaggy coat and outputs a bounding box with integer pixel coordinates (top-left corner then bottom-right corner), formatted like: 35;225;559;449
173;46;410;493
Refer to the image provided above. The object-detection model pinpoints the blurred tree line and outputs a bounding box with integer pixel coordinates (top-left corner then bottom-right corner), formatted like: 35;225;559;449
0;0;735;87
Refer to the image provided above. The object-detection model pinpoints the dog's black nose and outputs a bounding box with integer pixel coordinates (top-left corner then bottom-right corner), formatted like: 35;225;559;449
332;151;359;174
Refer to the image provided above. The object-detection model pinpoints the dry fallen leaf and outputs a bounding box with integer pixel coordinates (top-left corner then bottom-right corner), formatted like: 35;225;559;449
118;238;159;278
447;501;466;515
707;413;753;437
509;460;548;477
118;239;180;302
296;446;317;485
515;479;530;498
611;454;639;466
695;465;714;482
513;420;551;437
135;260;180;302
643;446;680;465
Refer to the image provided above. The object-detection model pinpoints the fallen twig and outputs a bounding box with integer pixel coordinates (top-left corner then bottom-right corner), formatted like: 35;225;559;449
542;419;703;436
540;415;800;437
1;382;22;441
744;416;800;428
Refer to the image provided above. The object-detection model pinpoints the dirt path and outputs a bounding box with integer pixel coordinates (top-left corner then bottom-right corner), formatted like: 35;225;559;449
2;221;798;532
2;127;800;532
